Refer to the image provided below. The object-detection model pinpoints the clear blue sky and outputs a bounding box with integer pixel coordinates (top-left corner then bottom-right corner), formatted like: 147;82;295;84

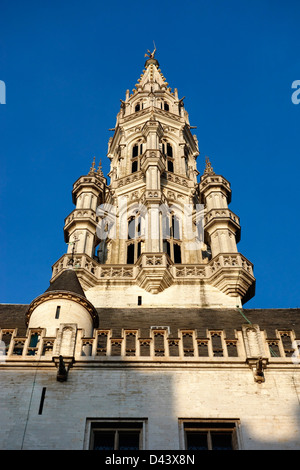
0;0;299;308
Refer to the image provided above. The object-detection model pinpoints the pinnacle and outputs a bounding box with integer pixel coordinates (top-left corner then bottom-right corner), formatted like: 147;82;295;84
88;156;104;178
203;156;216;177
88;156;96;175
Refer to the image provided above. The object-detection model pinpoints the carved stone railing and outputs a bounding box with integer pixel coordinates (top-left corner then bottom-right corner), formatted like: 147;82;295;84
206;253;254;277
161;171;190;188
204;208;240;226
51;251;255;299
116;171;144;188
136;253;173;293
64;209;98;226
52;254;135;285
0;326;298;365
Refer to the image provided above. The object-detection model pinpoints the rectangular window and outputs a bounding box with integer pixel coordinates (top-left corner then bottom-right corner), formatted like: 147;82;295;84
87;420;146;450
127;243;135;264
38;387;47;415
180;420;239;450
55;306;61;319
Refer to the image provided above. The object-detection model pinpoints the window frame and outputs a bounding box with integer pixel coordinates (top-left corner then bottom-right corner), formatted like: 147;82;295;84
179;419;240;451
85;418;147;450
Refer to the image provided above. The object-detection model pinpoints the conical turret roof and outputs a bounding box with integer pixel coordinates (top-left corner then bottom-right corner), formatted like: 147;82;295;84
45;268;85;297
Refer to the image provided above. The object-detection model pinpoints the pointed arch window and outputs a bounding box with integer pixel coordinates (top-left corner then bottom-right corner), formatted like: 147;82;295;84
127;212;144;264
162;212;182;264
162;142;173;157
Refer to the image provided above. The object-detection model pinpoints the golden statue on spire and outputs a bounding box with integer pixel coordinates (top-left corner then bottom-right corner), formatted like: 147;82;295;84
145;41;156;59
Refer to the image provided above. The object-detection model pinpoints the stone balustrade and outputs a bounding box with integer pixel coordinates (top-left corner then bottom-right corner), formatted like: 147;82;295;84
51;251;254;298
0;326;298;365
64;208;98;228
52;252;253;283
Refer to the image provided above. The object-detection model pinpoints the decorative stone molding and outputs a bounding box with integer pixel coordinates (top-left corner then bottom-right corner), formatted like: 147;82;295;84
242;324;265;358
53;323;77;358
140;149;165;174
64;208;98;236
116;171;143;188
72;174;106;204
136;253;173;294
242;324;268;382
1;326;296;365
162;171;189;188
51;251;255;302
204;208;241;241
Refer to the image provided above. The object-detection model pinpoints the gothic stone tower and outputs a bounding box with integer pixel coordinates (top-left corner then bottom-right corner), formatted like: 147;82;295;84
2;49;300;452
46;51;255;312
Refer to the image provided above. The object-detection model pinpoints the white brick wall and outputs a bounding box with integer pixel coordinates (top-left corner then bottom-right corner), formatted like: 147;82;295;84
85;283;241;309
1;366;300;450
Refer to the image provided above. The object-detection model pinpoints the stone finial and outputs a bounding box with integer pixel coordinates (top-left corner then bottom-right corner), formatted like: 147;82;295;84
203;156;215;177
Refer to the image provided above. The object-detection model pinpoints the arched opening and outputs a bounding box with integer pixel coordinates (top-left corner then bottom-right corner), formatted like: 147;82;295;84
127;212;144;264
162;211;182;264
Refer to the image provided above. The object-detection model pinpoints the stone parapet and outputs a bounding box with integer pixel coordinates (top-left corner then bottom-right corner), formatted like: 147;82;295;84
51;251;255;302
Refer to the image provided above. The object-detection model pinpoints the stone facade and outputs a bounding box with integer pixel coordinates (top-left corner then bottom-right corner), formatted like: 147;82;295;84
0;49;299;451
